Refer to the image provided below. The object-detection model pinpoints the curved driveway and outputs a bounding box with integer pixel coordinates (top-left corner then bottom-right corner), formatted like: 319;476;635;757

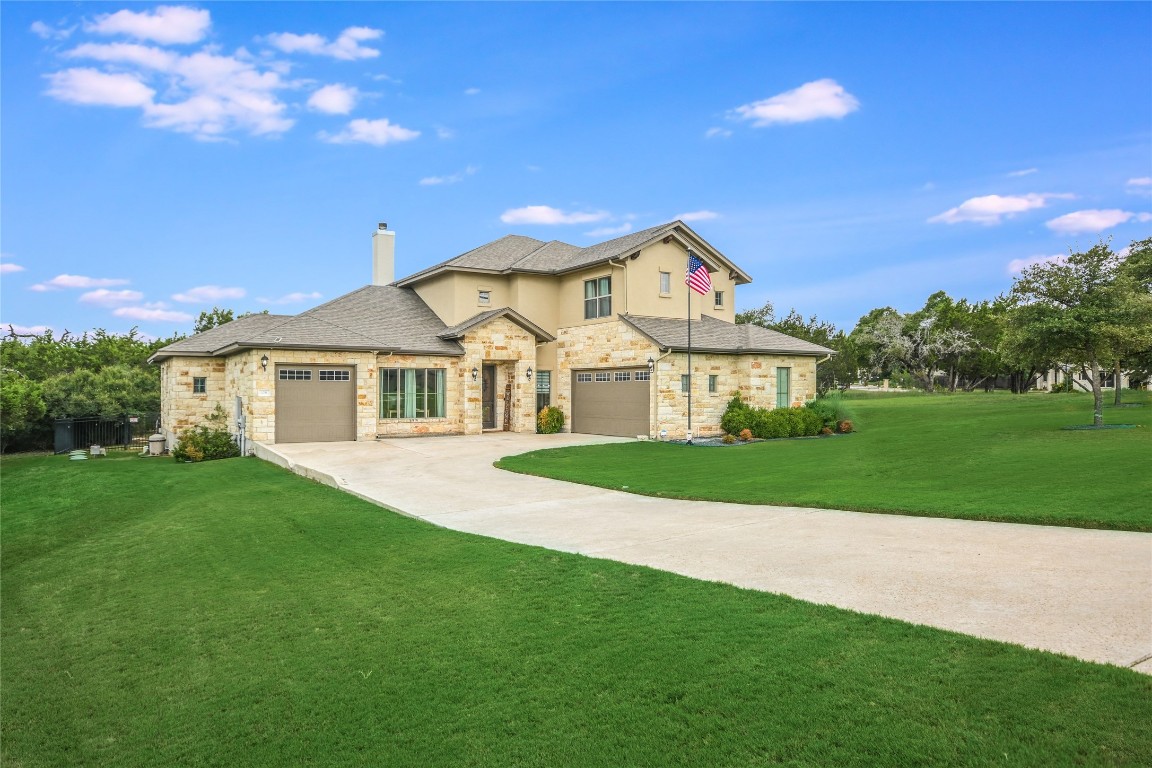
259;434;1152;673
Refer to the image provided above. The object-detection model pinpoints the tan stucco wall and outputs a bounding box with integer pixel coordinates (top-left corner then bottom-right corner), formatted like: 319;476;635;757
623;240;737;323
412;271;515;328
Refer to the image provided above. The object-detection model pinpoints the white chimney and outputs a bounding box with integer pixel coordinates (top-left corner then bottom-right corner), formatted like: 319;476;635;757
372;222;395;285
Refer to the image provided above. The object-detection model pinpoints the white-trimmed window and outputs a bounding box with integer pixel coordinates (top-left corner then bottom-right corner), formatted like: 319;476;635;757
584;276;612;319
595;371;611;382
193;377;206;393
635;370;651;382
380;368;446;419
279;369;312;381
478;290;491;306
659;271;671;295
708;375;718;393
576;372;593;383
319;370;350;381
714;291;724;308
614;371;631;382
681;374;690;393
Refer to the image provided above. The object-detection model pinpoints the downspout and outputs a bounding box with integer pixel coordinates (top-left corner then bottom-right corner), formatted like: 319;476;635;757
609;258;628;315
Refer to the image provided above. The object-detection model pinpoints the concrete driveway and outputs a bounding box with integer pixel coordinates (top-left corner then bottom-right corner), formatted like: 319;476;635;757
258;434;1152;673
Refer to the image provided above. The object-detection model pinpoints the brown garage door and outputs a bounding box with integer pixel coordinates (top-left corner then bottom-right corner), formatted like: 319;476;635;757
275;365;356;443
571;368;651;438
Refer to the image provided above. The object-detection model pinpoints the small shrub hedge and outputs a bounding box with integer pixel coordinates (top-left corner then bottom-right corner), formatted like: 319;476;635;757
722;393;853;440
537;406;565;434
172;406;241;462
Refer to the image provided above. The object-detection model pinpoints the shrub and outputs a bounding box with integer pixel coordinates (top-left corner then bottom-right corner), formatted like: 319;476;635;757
805;393;853;431
837;419;854;434
720;394;754;436
172;405;240;462
738;428;753;442
722;433;736;444
537;406;565;434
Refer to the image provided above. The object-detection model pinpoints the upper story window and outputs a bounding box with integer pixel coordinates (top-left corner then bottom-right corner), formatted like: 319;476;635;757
714;290;724;308
659;271;671;295
584;276;612;319
478;289;491;305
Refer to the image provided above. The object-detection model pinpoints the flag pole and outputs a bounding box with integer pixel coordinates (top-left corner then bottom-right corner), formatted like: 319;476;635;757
686;250;693;445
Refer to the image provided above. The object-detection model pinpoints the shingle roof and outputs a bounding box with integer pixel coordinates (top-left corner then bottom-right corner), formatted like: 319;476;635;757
437;307;555;342
395;220;752;286
150;286;461;361
622;314;835;356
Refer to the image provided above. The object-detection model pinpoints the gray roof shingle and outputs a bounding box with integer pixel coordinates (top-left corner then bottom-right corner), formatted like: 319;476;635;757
622;314;835;356
150;286;461;361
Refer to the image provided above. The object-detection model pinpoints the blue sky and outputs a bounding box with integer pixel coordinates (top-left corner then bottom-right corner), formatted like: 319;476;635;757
2;2;1150;339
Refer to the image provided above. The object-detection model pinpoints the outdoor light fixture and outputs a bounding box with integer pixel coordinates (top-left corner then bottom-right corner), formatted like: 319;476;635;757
260;354;269;371
647;356;655;371
526;366;533;380
471;367;479;381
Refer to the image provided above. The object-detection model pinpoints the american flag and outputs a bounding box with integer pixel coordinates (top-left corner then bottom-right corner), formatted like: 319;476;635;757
685;252;712;295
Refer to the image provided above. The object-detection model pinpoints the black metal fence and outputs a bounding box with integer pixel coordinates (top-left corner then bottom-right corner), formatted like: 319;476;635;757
53;414;159;454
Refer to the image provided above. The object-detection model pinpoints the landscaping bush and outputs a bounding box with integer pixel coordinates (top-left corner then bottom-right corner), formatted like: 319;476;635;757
172;406;240;462
805;393;853;431
537;406;565;434
722;394;825;440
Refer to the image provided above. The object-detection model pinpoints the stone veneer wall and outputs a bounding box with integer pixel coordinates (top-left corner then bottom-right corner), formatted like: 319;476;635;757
460;317;538;434
158;356;229;446
375;353;465;437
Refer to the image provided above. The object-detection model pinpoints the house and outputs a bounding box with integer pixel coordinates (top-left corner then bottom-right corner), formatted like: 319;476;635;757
150;221;834;446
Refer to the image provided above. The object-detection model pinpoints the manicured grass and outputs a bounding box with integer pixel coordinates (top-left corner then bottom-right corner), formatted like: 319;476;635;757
498;391;1152;531
2;455;1150;767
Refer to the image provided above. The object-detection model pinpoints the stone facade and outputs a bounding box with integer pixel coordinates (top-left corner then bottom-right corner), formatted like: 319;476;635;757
459;317;538;435
158;356;229;446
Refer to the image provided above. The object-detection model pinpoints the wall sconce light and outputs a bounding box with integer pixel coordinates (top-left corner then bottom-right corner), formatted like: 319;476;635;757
471;367;479;382
526;366;533;380
260;354;269;371
647;356;655;371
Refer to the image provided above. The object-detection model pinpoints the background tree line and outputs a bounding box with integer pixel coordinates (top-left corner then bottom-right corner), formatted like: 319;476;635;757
737;237;1152;418
0;308;251;452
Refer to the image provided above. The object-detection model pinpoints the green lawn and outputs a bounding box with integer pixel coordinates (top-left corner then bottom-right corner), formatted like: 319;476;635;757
499;391;1152;531
3;455;1150;767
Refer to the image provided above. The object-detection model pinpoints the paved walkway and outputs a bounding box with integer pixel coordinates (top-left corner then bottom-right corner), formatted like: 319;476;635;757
258;434;1152;673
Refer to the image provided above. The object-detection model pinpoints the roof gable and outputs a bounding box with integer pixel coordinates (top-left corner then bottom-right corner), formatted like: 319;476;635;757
437;307;555;342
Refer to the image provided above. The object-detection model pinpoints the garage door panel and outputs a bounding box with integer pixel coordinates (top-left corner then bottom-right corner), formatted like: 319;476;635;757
275;365;356;443
572;369;650;438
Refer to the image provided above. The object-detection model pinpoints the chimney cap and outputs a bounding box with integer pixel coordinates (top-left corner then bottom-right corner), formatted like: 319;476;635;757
377;222;388;231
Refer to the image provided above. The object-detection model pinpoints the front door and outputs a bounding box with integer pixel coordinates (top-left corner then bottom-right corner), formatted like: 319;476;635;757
482;364;496;429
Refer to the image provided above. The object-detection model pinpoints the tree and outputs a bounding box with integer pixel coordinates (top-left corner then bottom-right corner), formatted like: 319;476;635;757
194;307;236;334
0;369;46;451
41;365;161;420
1007;240;1152;425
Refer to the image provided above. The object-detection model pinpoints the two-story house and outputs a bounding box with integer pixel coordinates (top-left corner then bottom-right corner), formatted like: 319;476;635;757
151;221;833;446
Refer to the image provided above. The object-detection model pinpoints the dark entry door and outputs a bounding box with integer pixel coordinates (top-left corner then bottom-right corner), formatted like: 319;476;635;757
482;364;496;429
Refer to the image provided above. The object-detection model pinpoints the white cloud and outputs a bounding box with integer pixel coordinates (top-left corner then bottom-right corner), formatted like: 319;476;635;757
2;323;53;337
113;304;194;323
1007;253;1064;275
1007;168;1038;177
172;285;247;303
257;291;323;305
705;127;732;139
677;210;720;222
265;26;382;60
50;45;295;139
928;193;1073;225
730;79;860;127
79;288;144;306
435;126;456;140
1045;209;1152;234
584;223;633;237
1127;177;1152;196
464;87;481;96
307;84;359;115
0;262;26;274
31;21;74;40
320;118;419;145
30;274;130;291
87;6;211;45
419;165;477;186
500;206;610;225
45;68;155;107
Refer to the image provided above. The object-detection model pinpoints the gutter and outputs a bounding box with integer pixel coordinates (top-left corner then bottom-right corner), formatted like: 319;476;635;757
608;257;628;315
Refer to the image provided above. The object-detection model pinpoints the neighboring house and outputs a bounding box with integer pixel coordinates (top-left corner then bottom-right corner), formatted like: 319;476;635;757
1035;365;1150;392
151;221;833;446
